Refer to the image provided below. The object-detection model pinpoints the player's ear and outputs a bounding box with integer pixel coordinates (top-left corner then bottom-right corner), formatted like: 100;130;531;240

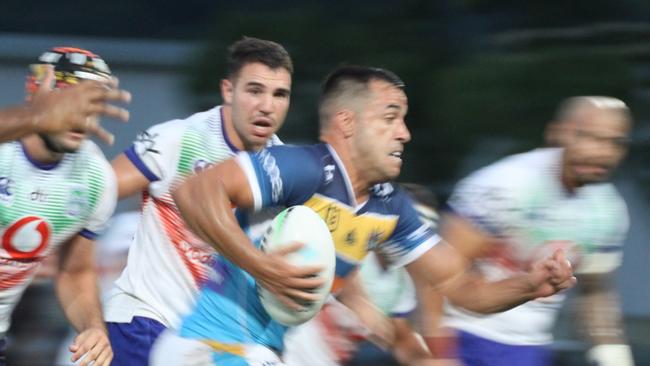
221;78;234;105
335;110;355;138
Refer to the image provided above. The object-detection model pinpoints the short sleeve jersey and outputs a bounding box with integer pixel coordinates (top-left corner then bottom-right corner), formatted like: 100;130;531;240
444;148;629;345
0;140;116;333
180;143;439;351
104;106;282;328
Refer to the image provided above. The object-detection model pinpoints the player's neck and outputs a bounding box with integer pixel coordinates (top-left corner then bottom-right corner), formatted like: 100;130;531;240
322;137;371;203
20;134;64;164
560;153;579;194
220;105;245;151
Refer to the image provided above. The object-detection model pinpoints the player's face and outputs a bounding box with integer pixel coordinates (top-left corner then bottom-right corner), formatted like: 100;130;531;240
28;77;108;154
223;62;291;151
354;80;410;183
39;129;86;154
563;107;630;185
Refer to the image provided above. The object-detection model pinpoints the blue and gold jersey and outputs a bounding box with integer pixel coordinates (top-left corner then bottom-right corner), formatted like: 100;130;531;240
239;143;438;288
179;143;439;353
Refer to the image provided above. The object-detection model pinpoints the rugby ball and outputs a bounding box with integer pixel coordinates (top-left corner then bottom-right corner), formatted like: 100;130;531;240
258;205;336;326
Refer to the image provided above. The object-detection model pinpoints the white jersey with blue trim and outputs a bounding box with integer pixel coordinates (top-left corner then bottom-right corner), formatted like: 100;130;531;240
444;148;629;345
0;140;116;334
104;106;282;328
179;143;439;352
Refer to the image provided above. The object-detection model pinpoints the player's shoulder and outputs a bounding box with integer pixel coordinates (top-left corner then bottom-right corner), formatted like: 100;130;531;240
369;183;417;214
78;140;109;164
0;141;17;156
584;182;628;209
76;140;116;180
263;143;328;167
463;148;558;188
0;142;20;169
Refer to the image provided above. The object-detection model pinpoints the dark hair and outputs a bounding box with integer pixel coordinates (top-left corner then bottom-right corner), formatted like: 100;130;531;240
318;65;405;125
226;37;293;79
321;65;404;97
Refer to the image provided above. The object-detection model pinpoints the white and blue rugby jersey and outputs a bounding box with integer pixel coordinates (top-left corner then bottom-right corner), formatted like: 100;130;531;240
180;143;439;352
105;106;282;328
0;140;116;334
444;148;629;345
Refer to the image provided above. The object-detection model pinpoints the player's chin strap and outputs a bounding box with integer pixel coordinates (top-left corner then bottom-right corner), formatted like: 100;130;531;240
586;344;634;366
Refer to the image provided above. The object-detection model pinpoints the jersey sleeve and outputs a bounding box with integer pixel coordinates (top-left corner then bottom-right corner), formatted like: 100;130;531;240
235;145;323;211
123;119;186;183
577;192;630;275
378;190;441;268
80;162;118;240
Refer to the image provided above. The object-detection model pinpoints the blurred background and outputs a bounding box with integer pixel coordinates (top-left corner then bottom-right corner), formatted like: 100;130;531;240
1;0;649;364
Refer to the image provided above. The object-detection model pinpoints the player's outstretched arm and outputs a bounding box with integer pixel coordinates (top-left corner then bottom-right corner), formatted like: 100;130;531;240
172;158;325;310
0;65;130;144
410;214;575;313
407;236;575;315
55;235;112;366
337;270;395;349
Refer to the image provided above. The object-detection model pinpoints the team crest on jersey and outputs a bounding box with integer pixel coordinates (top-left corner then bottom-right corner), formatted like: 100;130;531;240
2;216;51;259
66;186;88;217
0;177;14;205
323;204;341;232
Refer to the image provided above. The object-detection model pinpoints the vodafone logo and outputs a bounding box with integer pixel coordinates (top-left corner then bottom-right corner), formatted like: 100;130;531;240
2;216;51;259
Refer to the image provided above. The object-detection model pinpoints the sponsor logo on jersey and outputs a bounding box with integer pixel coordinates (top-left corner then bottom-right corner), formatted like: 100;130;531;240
324;164;335;184
30;189;48;202
2;216;51;259
0;177;14;204
371;183;394;199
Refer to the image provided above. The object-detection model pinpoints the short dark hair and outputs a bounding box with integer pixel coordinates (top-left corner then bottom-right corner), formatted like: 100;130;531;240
226;37;293;79
318;65;405;127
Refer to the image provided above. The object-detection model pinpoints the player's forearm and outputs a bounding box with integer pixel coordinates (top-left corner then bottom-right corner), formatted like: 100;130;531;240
577;273;627;345
337;274;378;321
55;269;106;332
445;273;538;314
173;175;267;276
0;104;44;142
392;319;432;364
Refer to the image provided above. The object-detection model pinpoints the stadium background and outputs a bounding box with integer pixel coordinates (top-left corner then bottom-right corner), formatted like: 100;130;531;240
0;1;649;364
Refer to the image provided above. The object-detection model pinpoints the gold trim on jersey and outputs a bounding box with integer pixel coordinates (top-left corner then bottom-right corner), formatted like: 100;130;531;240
304;194;398;263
